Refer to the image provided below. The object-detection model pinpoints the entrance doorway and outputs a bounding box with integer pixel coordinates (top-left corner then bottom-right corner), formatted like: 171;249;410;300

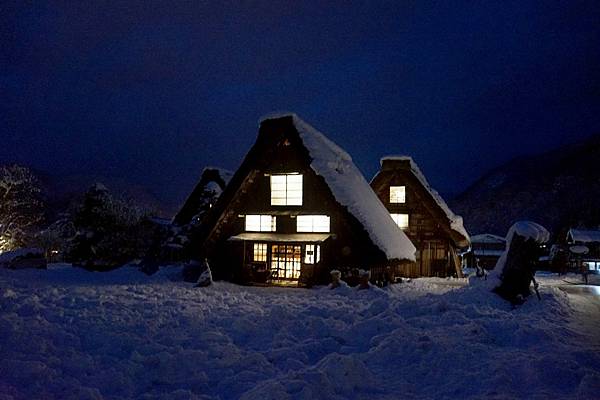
271;244;301;281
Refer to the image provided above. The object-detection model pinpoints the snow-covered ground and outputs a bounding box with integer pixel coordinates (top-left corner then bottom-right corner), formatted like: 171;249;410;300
1;266;599;400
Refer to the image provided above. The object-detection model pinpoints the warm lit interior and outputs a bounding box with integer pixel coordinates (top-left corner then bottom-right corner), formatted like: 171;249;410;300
390;213;409;230
296;215;330;232
271;174;303;206
389;186;406;203
245;215;276;232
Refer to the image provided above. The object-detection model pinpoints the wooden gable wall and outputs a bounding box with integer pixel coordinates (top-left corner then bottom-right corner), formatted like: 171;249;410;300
371;162;461;277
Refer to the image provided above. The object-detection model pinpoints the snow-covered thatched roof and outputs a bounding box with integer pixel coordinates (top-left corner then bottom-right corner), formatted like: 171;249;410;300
379;155;470;243
470;234;506;244
567;228;600;243
260;113;416;262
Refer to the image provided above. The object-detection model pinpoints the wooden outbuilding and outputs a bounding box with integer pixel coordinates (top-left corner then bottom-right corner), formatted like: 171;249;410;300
566;228;600;273
370;156;470;277
189;114;416;286
464;233;506;270
173;167;232;226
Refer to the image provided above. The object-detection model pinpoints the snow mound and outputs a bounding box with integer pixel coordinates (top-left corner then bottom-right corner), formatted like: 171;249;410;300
380;155;469;243
260;113;416;262
506;221;550;244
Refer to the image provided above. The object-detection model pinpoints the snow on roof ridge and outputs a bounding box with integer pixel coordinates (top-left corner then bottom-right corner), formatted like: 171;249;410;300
380;155;413;165
381;155;469;242
201;166;234;181
286;115;415;261
470;233;506;243
568;228;600;243
260;113;353;163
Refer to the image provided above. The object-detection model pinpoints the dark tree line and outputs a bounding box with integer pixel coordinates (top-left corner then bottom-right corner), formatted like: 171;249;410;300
0;164;167;270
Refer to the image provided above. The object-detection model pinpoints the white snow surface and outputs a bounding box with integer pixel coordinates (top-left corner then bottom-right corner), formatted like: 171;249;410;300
1;265;599;400
379;155;469;243
568;228;600;243
261;113;415;261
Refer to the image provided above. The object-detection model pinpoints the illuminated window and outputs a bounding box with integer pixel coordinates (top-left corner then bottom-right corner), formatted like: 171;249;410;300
304;244;321;264
245;215;276;232
390;186;406;203
253;243;267;262
297;215;330;232
391;213;409;230
271;174;303;206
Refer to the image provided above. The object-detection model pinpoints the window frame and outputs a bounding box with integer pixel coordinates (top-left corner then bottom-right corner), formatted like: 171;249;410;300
389;186;406;204
296;215;330;233
245;215;277;232
304;244;321;264
390;213;409;230
253;243;267;262
270;173;303;206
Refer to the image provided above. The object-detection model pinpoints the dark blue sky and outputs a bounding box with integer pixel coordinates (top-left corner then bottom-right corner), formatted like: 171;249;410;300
2;1;599;211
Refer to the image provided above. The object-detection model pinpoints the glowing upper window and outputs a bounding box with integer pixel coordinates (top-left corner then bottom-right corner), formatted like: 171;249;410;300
271;174;302;206
390;213;409;230
296;215;330;232
389;186;406;203
245;215;276;232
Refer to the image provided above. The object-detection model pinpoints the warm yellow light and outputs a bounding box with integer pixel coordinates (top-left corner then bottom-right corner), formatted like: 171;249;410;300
390;186;406;203
390;213;409;230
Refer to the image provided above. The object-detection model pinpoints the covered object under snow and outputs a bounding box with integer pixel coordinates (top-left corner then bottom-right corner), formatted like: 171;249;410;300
370;155;469;278
493;221;550;304
191;113;415;286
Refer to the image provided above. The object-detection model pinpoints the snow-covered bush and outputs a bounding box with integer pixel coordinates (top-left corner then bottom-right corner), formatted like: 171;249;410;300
0;165;45;252
66;183;159;269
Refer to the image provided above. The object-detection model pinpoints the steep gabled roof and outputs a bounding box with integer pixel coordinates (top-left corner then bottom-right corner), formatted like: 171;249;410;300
260;114;415;261
374;155;470;246
173;167;233;226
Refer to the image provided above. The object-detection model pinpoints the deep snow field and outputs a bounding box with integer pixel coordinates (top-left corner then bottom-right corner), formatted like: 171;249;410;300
1;265;599;400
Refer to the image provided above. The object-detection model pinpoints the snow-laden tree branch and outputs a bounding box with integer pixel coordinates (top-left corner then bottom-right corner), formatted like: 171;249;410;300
0;165;44;252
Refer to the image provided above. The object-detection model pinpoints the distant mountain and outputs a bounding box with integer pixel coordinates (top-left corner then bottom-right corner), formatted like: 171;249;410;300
450;134;600;239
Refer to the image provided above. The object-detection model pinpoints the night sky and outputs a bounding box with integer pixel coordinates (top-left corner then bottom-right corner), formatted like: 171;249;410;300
2;1;599;212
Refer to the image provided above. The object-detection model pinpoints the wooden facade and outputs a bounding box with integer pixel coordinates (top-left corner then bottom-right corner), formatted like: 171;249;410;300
371;157;469;278
191;115;414;286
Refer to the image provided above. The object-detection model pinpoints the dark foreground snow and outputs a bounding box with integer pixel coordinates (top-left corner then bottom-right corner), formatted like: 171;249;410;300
1;265;599;400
